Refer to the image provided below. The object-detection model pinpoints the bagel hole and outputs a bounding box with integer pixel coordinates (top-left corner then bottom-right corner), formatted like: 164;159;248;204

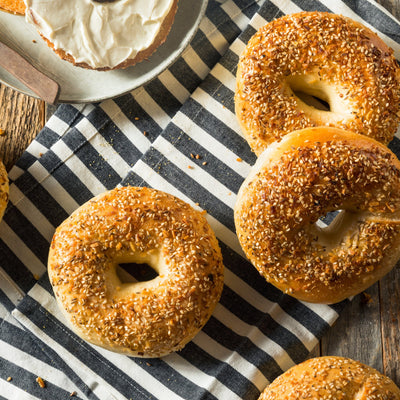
314;210;361;250
293;90;330;111
117;262;158;283
319;210;340;227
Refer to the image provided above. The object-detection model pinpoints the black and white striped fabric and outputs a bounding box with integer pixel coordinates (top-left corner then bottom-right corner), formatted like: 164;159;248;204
2;0;400;399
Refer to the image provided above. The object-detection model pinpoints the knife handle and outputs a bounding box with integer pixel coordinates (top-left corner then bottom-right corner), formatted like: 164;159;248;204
0;41;60;104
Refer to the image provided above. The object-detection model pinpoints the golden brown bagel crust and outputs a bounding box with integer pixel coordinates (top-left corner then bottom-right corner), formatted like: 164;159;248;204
48;186;224;357
235;12;400;155
234;127;400;304
28;0;178;71
0;161;9;222
259;356;400;400
0;0;24;14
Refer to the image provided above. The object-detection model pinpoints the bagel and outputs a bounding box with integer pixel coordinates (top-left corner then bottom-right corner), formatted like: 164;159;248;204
24;0;178;70
235;12;400;155
234;127;400;304
48;186;224;357
0;161;8;222
0;0;24;15
258;356;400;400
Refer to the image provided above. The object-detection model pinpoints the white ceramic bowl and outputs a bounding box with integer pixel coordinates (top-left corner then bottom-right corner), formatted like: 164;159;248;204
0;0;208;103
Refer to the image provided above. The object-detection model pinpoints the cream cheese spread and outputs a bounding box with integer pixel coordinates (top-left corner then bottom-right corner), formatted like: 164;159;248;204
24;0;175;69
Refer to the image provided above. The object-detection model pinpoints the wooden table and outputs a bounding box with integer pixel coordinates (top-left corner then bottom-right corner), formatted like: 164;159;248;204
1;0;399;387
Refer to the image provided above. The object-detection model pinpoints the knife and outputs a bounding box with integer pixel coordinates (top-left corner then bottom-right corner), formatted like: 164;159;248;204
0;40;60;104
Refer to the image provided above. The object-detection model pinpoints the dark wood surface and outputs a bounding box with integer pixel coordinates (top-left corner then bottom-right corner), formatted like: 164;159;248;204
0;0;399;386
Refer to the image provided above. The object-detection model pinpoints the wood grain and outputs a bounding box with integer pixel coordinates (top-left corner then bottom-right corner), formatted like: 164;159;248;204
378;0;400;19
0;83;44;171
379;268;400;382
321;284;383;370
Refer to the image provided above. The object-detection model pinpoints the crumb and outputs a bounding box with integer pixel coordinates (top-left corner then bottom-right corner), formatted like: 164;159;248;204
202;161;207;166
33;274;40;280
134;117;140;121
70;391;77;397
0;129;5;136
361;292;373;304
228;192;232;196
195;154;201;159
143;131;148;136
7;377;12;382
146;362;151;366
32;39;37;43
190;153;195;159
195;202;199;206
36;377;46;388
236;157;242;162
39;153;43;157
187;165;194;169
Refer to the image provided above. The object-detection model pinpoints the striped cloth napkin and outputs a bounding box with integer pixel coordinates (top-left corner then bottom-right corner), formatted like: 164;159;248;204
1;0;400;399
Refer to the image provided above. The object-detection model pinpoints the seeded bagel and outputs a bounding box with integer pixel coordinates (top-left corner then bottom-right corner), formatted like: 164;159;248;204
235;12;400;155
259;356;400;400
234;127;400;304
0;0;24;14
48;186;224;357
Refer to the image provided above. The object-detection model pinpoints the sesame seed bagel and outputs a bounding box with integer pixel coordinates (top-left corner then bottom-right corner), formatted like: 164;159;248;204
0;0;24;14
0;161;9;222
258;356;400;400
234;127;400;304
48;186;224;357
25;0;178;71
235;12;400;156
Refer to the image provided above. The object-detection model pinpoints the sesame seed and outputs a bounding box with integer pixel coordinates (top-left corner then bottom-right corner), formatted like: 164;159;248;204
259;356;400;399
48;187;224;357
236;12;400;155
235;131;400;303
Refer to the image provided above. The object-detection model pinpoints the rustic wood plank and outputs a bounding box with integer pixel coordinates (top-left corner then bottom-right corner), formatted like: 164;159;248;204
0;83;44;171
377;0;400;19
320;284;383;370
379;268;400;383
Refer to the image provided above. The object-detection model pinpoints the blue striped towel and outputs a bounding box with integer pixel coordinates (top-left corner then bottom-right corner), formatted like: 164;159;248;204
1;0;400;399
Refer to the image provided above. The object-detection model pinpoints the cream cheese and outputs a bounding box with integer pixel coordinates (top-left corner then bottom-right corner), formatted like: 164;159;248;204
24;0;175;69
